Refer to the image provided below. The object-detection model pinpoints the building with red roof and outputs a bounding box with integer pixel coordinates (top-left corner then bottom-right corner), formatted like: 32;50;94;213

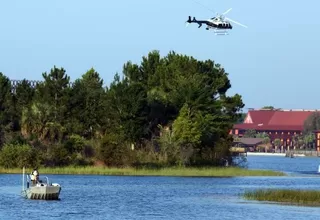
230;109;318;147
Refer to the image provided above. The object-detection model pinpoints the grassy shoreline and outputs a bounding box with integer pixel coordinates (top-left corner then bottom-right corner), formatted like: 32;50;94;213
243;189;320;207
0;166;285;177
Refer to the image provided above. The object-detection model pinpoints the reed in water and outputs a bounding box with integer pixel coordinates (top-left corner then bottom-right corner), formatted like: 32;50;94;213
243;189;320;206
0;166;285;177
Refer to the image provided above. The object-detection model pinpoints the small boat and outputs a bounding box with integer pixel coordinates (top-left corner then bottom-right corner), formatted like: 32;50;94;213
21;167;62;200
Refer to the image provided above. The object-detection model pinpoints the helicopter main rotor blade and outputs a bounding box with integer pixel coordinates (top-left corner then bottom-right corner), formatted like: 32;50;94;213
222;8;232;15
191;0;216;15
225;17;248;28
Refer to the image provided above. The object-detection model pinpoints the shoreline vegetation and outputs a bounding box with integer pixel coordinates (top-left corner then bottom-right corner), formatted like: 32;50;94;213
0;50;247;170
0;166;285;177
243;189;320;207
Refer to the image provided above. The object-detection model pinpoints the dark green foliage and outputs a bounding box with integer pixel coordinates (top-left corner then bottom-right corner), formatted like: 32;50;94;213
44;144;71;167
64;134;86;154
14;79;35;112
304;112;320;134
98;134;133;167
0;73;12;124
302;112;320;148
0;144;38;168
0;73;15;146
35;66;70;128
236;113;246;123
6;132;28;145
67;68;105;138
12;80;36;133
0;50;244;167
243;129;257;138
261;106;275;110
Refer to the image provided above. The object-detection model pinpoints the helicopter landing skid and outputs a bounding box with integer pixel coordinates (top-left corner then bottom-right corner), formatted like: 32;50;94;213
206;27;229;35
213;30;229;35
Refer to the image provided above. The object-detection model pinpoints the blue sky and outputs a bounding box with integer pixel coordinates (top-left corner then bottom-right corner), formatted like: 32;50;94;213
1;0;319;110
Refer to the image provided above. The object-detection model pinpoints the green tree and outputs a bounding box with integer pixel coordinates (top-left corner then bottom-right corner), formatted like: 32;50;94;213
101;50;245;166
122;51;175;139
303;133;315;149
67;68;105;138
255;132;270;152
98;133;133;167
104;74;149;146
0;50;245;168
302;112;320;149
13;79;36;134
155;52;245;165
172;103;202;146
303;112;320;134
14;79;35;112
261;106;275;110
29;66;71;143
36;66;71;124
291;134;305;149
243;129;257;138
0;144;38;168
236;113;246;123
256;132;269;139
21;102;66;142
0;73;15;146
274;138;281;151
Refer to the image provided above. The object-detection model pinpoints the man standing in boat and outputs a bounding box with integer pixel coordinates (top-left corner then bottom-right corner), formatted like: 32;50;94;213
30;168;39;185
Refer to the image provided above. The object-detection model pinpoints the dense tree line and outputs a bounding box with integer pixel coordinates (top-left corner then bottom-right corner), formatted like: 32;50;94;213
0;50;244;168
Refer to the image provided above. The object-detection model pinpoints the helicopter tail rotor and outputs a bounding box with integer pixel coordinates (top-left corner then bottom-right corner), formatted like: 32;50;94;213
186;16;197;22
186;16;196;27
185;16;191;27
185;16;198;27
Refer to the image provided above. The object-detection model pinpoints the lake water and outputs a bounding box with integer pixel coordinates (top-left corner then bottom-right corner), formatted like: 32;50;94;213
1;155;320;220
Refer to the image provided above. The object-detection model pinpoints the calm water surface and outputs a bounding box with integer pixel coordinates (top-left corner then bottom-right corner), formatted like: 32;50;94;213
1;155;320;220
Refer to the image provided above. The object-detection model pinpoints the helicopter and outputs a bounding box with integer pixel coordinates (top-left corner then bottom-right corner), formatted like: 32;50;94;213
185;1;248;35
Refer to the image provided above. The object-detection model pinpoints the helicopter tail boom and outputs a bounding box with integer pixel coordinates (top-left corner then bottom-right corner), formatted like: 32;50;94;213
186;16;203;28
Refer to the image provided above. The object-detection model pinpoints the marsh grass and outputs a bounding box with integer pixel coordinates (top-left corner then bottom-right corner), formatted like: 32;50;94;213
0;166;285;177
243;189;320;207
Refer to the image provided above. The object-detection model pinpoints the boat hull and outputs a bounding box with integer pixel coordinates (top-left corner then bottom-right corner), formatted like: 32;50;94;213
22;185;61;200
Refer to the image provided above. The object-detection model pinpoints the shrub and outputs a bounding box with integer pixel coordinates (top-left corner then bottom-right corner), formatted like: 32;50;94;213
44;144;72;167
98;134;133;167
0;144;38;168
64;134;86;154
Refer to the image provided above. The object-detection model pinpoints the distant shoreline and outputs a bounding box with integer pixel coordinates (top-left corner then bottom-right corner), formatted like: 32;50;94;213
247;152;306;157
247;152;286;156
0;166;286;177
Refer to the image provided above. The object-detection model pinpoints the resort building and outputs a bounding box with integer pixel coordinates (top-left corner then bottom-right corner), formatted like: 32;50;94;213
230;109;319;148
